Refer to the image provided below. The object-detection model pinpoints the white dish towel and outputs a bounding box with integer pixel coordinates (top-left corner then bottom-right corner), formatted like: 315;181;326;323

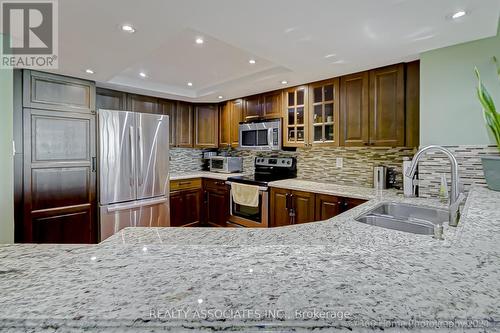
231;183;260;207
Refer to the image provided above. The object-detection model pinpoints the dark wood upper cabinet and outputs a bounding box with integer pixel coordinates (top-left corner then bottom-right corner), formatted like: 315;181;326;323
340;71;370;146
96;88;126;111
405;60;420;148
283;86;309;147
219;99;244;148
194;104;218;148
176;101;194;148
127;94;159;114
159;99;176;147
315;194;341;221
23;70;95;114
369;64;405;147
219;102;231;148
309;78;340;146
230;99;244;147
244;95;263;120
262;90;282;118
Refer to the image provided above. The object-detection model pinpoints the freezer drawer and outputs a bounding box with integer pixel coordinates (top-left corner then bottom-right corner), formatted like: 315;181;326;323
99;197;169;241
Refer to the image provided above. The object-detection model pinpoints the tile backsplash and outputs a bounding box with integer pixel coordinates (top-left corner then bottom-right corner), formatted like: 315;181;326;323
417;145;498;198
169;148;203;173
169;145;496;198
230;146;416;188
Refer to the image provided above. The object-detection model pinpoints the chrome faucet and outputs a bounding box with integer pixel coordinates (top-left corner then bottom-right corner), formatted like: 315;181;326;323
405;145;465;227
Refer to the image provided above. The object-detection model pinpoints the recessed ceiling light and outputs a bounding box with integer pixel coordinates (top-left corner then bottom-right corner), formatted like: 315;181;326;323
324;53;336;59
195;37;204;44
139;72;147;78
218;95;223;99
452;10;466;19
281;80;288;85
85;69;94;74
249;59;256;64
121;24;136;33
187;82;193;86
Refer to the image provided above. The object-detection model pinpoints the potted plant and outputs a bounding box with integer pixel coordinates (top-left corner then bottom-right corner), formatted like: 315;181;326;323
475;57;500;191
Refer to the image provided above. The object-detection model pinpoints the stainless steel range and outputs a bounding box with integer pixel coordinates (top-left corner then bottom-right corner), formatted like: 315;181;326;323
226;157;297;227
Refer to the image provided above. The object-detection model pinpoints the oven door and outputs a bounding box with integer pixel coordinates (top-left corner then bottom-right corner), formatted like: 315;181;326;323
227;183;269;228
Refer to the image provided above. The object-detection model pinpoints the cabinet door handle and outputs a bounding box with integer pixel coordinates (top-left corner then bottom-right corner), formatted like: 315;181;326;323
91;157;97;172
285;193;290;210
178;181;192;186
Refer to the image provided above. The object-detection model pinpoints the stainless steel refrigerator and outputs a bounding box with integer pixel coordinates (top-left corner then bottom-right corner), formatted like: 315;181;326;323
98;109;169;241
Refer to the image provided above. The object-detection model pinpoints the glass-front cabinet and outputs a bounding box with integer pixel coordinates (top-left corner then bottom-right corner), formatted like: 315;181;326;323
308;78;340;146
284;86;309;147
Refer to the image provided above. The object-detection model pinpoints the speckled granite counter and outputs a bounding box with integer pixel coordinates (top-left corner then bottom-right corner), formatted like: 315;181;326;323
170;171;247;181
268;179;391;200
1;186;499;332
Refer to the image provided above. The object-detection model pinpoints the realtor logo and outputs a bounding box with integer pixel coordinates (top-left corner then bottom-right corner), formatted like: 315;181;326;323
1;0;58;68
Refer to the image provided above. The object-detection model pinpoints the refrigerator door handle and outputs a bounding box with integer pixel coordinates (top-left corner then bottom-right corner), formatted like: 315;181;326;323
106;197;168;213
129;126;135;187
138;126;144;186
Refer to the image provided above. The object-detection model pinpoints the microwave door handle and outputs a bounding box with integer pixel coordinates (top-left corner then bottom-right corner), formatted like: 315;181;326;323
268;129;273;147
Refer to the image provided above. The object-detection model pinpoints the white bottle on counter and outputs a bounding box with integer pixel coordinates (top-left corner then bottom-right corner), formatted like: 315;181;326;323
403;157;415;197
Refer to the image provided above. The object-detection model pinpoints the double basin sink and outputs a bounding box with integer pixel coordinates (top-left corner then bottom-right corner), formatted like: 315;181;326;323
355;202;448;235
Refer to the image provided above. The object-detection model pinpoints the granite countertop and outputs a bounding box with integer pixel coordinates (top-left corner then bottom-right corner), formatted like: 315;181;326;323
268;178;393;200
170;171;247;181
1;186;499;332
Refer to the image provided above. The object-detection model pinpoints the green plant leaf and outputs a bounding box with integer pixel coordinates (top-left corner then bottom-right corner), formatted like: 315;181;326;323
475;66;500;152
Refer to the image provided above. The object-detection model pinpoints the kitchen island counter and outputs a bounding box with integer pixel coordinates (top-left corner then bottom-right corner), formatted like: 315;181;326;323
1;186;499;332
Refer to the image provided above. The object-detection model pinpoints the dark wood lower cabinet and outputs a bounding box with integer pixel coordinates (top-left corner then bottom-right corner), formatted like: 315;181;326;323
341;197;367;212
270;188;315;227
33;209;92;243
315;194;341;221
270;188;290;227
270;188;367;227
290;190;315;224
202;179;229;227
169;189;202;227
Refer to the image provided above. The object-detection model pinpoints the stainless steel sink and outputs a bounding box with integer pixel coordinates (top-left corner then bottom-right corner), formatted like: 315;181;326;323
355;202;449;235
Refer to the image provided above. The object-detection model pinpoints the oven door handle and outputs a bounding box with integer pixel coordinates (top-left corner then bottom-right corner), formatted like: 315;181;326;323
229;190;233;216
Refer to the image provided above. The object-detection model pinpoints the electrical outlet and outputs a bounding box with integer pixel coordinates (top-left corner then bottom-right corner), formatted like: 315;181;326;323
336;157;343;168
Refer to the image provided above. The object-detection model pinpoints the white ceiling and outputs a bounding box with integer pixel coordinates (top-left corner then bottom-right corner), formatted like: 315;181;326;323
48;0;500;102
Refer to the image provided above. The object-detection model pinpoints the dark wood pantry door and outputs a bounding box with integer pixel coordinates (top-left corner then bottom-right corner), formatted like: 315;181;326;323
23;108;97;243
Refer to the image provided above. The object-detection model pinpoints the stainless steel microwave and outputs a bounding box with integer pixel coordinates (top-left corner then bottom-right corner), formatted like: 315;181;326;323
239;119;281;151
209;156;243;173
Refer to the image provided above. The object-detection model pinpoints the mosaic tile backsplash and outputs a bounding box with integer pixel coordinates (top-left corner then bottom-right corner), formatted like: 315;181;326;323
169;148;203;173
417;145;498;198
229;146;416;189
169;145;496;199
